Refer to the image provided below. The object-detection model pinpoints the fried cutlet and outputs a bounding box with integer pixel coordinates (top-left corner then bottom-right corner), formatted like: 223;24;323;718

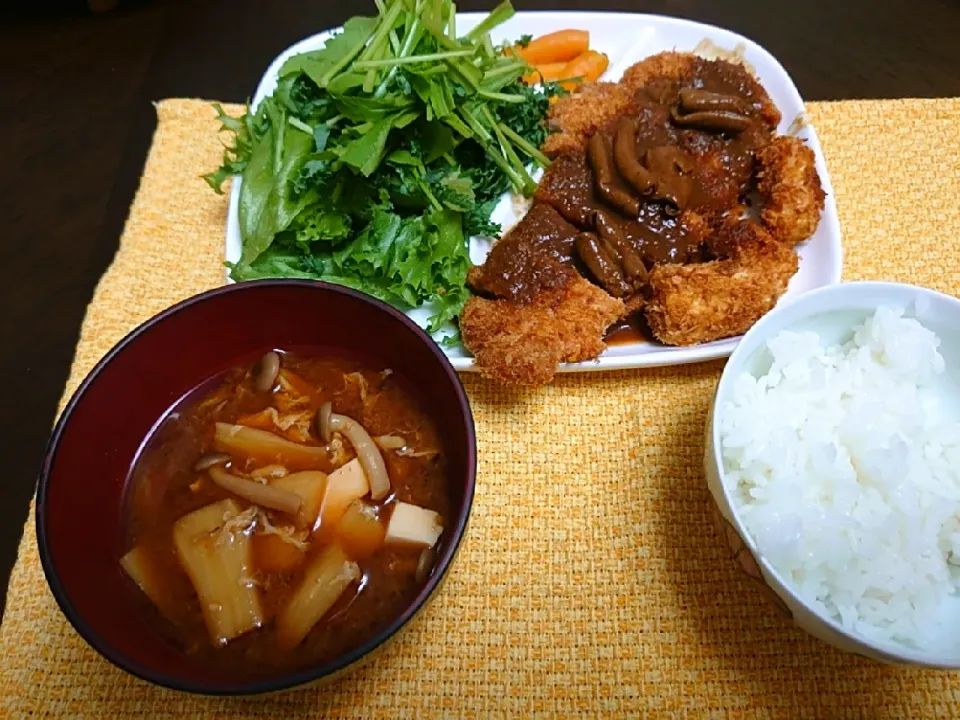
467;203;579;303
462;51;822;382
623;52;782;130
547;53;782;161
619;51;699;94
460;271;624;385
543;82;639;157
533;154;596;228
534;153;715;266
644;221;798;346
756;136;826;245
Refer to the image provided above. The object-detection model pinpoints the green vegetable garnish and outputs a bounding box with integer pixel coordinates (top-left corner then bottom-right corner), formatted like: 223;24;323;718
205;0;561;336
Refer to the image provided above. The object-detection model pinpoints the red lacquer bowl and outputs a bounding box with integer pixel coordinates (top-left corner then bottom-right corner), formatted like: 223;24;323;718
36;280;476;695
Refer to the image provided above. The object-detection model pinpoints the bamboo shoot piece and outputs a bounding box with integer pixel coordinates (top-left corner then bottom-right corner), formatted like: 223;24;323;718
272;470;327;529
173;499;263;646
120;546;177;621
276;543;361;648
384;502;443;549
337;501;386;560
208;466;303;515
214;423;329;471
319;458;370;530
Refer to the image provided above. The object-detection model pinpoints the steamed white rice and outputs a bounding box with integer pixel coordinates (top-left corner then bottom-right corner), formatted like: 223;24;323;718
720;306;960;649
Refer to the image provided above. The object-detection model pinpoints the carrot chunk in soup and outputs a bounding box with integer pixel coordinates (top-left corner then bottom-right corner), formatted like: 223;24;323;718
337;501;386;560
253;533;306;574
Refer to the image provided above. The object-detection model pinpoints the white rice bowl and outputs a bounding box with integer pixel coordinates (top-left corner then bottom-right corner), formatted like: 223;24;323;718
720;306;960;651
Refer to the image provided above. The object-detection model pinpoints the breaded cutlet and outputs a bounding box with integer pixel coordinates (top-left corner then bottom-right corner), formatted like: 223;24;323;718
546;52;783;161
756;136;826;245
543;82;639;157
619;51;699;92
644;221;798;346
466;203;579;302
623;52;782;129
460;271;624;385
533;154;596;228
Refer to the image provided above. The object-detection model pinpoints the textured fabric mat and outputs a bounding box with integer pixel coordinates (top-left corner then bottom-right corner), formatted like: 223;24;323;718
3;97;960;718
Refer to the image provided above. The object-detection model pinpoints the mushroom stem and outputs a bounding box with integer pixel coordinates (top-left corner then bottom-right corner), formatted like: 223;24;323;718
587;132;640;217
316;401;333;444
415;547;435;583
329;413;391;500
254;351;281;392
194;452;232;472
670;106;752;133
208;466;303;516
594;210;648;285
612;118;654;196
575;231;632;298
678;88;750;114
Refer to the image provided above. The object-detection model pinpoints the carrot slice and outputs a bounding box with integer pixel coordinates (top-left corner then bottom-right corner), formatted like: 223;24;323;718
274;369;315;412
558;50;609;91
337;501;386;560
277;369;314;399
521;61;568;85
513;29;589;65
252;533;306;574
236;408;278;431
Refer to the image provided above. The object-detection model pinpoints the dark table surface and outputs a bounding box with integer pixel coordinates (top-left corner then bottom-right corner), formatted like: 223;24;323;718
3;0;960;619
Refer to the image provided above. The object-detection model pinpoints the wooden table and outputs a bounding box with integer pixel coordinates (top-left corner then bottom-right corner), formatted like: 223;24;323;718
3;0;959;619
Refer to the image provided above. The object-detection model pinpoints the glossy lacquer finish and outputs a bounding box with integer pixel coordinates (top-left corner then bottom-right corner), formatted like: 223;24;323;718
36;280;476;695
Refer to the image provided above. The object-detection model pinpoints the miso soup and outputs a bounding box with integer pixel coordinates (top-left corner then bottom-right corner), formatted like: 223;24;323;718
120;351;450;679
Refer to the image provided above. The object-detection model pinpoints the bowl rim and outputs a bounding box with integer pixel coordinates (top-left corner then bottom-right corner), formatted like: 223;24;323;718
35;278;478;695
709;279;960;667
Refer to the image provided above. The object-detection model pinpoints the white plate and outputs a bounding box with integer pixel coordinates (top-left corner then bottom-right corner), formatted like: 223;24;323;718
225;11;843;373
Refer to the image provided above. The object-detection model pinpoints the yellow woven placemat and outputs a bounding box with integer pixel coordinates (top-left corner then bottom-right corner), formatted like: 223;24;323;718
3;97;960;718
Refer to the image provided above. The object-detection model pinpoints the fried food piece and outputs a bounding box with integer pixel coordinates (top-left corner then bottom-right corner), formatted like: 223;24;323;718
681;131;759;213
645;222;797;346
461;271;624;385
534;154;596;227
755;136;825;245
620;51;699;94
546;53;782;160
543;82;639;157
467;203;579;303
624;52;781;130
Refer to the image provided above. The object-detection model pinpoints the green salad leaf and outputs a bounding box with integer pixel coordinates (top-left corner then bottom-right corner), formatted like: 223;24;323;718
207;0;561;335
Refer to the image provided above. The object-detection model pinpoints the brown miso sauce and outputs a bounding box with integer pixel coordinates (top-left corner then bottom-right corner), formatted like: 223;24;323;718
605;313;652;345
121;351;450;680
470;57;775;314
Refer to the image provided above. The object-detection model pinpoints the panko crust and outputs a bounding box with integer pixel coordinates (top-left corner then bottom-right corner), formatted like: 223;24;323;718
755;136;826;245
460;272;624;385
543;82;639;157
619;51;699;93
645;222;798;346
